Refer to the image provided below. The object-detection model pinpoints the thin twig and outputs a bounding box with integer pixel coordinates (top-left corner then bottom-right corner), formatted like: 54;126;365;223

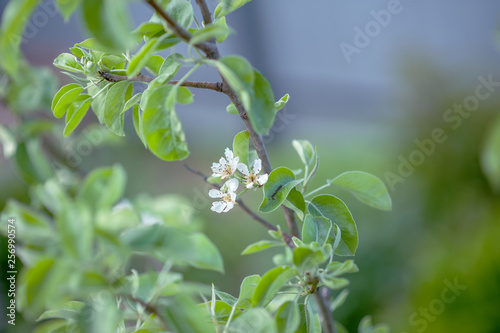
195;0;213;25
98;70;224;92
122;294;169;331
184;164;294;246
314;288;337;333
144;0;219;59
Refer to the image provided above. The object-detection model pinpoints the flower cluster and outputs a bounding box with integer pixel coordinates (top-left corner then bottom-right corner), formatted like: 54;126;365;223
209;148;268;213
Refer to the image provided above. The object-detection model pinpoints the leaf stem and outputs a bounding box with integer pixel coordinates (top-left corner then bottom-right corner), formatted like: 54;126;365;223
305;183;331;198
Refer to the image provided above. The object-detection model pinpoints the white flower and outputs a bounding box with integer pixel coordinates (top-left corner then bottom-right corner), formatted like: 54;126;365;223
237;159;269;189
209;178;239;213
211;148;239;180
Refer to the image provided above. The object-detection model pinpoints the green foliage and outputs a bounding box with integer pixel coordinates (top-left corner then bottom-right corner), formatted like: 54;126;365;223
0;0;397;331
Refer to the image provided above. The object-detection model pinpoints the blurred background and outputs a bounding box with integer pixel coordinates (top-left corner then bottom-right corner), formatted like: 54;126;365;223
1;0;500;332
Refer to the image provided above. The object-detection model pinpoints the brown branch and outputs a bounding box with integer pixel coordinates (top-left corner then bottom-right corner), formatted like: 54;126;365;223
98;71;224;92
184;164;294;246
314;288;337;333
195;0;213;25
144;0;219;59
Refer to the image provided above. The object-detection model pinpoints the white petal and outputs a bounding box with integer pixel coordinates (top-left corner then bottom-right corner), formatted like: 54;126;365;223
237;163;249;175
253;159;262;173
246;182;254;189
223;201;234;212
226;178;239;192
229;156;239;171
224;148;234;161
229;192;237;201
209;189;223;198
211;201;226;213
258;174;268;185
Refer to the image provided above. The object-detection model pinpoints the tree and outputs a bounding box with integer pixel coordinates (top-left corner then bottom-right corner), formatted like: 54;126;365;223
0;0;404;332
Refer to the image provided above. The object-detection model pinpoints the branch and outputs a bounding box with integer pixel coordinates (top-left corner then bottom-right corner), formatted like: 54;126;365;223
314;288;337;333
195;0;213;25
98;70;224;92
144;0;219;59
184;164;294;246
122;294;169;331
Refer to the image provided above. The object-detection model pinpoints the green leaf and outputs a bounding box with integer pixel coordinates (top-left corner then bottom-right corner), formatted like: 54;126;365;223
133;22;164;40
275;93;290;111
320;275;350;290
215;291;238;307
233;130;250;166
226;103;238;114
251;266;297;307
17;258;56;314
123;224;224;272
163;294;214;333
146;55;164;75
241;240;283;255
329;171;392;211
123;92;143;112
292;140;315;168
82;0;134;52
77;164;126;211
292;247;325;270
214;0;252;19
56;0;83;21
190;19;232;45
302;214;332;247
307;195;358;256
305;296;322;333
358;316;391;333
0;124;17;158
213;55;254;110
330;289;349;312
64;94;92;136
230;307;278;333
481;115;500;193
133;105;147;147
276;301;300;333
163;0;194;30
127;37;163;77
325;260;359;276
176;87;193;104
14;140;53;184
284;187;306;220
0;0;39;78
247;70;276;135
142;85;190;161
57;203;93;260
149;53;184;88
99;54;127;70
53;53;84;73
237;275;261;308
51;83;84;118
88;82;110;123
104;81;133;136
259;167;302;213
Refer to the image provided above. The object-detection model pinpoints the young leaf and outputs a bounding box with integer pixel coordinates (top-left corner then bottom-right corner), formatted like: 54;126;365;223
214;55;254;111
145;55;164;75
226;102;238;114
149;53;184;88
163;0;194;30
302;214;332;247
127;37;163;77
330;289;349;312
247;70;276;135
251;266;297;307
53;53;84;73
329;171;392;211
325;260;359;277
293;247;325;270
275;301;300;333
0;125;17;158
259;167;302;213
230;307;278;333
56;0;83;21
64;94;92;136
133;105;147;148
190;20;232;45
104;81;133;136
82;0;134;52
77;164;127;211
358;316;391;333
233;130;250;166
142;85;190;161
241;240;283;255
237;275;261;308
319;275;349;290
307;195;358;256
275;93;290;111
292;140;315;168
51;84;84;118
284;187;306;220
214;0;252;19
